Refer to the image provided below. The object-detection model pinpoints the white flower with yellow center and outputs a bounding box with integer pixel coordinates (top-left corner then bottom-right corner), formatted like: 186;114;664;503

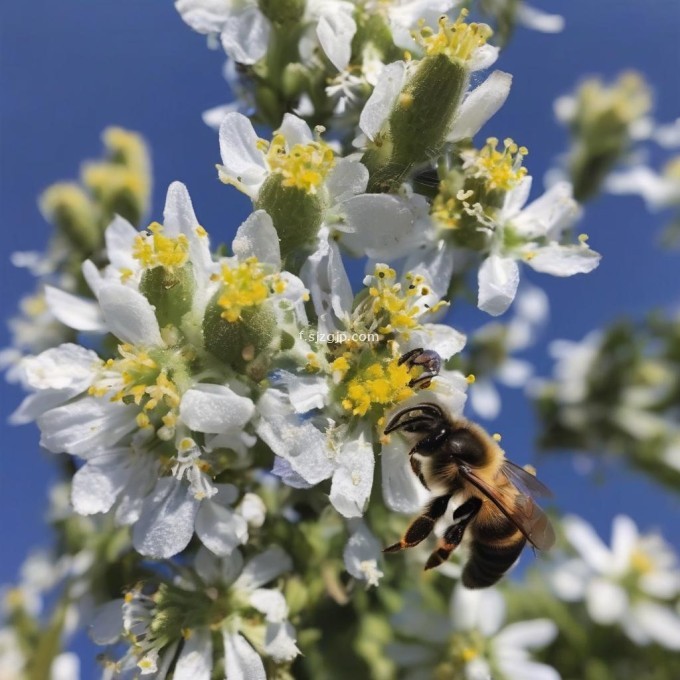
550;514;680;650
607;155;680;211
92;546;298;679
392;584;559;680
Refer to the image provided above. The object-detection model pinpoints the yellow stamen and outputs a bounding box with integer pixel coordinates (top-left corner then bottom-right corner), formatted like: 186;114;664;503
132;222;189;272
416;11;493;64
217;257;271;322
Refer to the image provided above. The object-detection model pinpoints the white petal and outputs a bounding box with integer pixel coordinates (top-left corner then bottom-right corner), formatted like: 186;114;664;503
498;659;560;680
406;325;466;361
467;43;499;72
344;521;384;586
403;240;455;303
329;434;375;518
175;0;231;34
497;359;533;387
451;585;504;635
232;210;281;268
224;632;266;680
174;628;213;680
37;397;137;456
495;619;558;650
316;6;356;71
503;176;532;218
513;182;580;240
272;371;329;413
202;102;238;131
469;378;501;420
195;500;248;556
71;450;132;515
326;158;369;202
97;283;163;346
338;193;427;259
610;515;638;575
448;71;512;141
360;61;406;141
264;622;300;662
180;384;254;434
132;479;200;558
278;113;313;146
478;255;520;316
563;516;612;572
89;599;124;644
249;588;288;622
631;601;680;650
235;546;292;591
381;436;429;513
49;653;80;680
255;390;335;485
221;7;270;65
526;245;601;276
105;215;139;273
271;456;314;488
45;287;106;332
218;112;268;193
516;4;565;33
585;578;628;624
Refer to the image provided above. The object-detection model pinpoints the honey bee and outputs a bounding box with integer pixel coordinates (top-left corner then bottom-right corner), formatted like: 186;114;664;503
383;402;555;588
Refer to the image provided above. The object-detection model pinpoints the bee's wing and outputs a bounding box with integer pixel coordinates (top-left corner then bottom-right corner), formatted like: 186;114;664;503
459;464;556;551
501;460;554;498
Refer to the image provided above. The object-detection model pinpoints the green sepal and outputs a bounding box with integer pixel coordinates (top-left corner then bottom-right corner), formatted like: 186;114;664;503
203;294;277;368
255;174;323;270
139;264;194;329
259;0;305;25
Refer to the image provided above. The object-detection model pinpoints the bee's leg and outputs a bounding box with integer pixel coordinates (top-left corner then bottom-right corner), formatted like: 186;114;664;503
398;347;442;389
424;497;482;570
383;494;451;553
409;456;429;490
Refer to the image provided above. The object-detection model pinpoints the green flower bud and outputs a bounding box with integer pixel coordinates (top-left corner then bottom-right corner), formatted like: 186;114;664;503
140;263;194;329
39;182;99;252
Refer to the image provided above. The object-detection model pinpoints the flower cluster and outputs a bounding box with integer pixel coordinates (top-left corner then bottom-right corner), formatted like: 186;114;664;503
7;2;678;679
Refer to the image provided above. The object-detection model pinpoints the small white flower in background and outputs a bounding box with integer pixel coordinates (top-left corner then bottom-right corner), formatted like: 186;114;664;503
92;546;298;678
343;520;384;588
390;585;560;680
468;284;549;420
607;156;680;211
482;0;565;34
551;514;680;650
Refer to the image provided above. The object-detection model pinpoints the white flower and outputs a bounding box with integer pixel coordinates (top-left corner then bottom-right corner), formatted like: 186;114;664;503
218;112;426;263
343;520;385;588
483;0;564;34
359;61;512;146
93;546;298;678
176;0;356;70
551;515;680;650
390;585;559;680
475;179;600;315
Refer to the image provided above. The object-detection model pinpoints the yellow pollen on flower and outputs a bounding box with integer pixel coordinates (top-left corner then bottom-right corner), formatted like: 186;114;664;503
460;647;479;662
305;352;321;372
341;357;416;417
524;251;537;261
331;356;351;381
416;10;493;64
471;137;529;192
578;233;590;243
492;433;502;442
630;548;654;575
119;267;134;283
466;373;476;384
217;257;270;323
264;131;336;194
132;222;189;272
136;412;151;429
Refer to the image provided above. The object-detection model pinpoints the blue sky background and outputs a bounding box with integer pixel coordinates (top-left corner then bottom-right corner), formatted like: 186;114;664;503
1;0;679;672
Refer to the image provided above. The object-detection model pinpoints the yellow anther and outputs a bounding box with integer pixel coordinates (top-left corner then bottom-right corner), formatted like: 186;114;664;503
132;222;189;271
264;131;336;194
416;10;493;64
466;373;476;384
578;233;590;243
492;433;502;442
469;137;529;192
217;257;270;322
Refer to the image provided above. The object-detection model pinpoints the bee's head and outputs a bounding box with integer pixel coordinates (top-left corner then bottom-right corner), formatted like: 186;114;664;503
384;402;446;439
